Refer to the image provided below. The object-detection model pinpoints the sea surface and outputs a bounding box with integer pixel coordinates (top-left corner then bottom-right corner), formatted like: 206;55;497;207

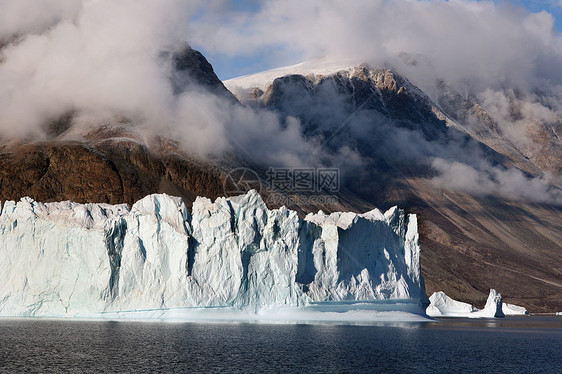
0;316;561;373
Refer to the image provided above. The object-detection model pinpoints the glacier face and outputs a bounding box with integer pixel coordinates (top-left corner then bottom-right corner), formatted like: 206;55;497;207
0;191;426;318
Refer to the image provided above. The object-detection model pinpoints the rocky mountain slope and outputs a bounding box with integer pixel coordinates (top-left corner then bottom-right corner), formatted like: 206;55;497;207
0;130;224;208
1;43;560;312
226;61;562;312
0;46;228;208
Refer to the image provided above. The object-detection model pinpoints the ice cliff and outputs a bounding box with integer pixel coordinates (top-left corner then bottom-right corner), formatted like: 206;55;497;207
0;191;427;318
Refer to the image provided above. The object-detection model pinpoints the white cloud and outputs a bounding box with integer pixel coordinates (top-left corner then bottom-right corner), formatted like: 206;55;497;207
431;158;562;205
191;0;562;92
0;0;334;167
187;0;562;203
0;0;561;204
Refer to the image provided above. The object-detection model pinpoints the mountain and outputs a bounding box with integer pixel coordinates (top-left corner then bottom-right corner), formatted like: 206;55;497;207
0;46;229;208
225;60;562;312
1;44;560;313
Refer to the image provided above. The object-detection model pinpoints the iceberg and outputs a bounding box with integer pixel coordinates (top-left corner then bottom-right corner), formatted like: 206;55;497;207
425;291;477;317
0;190;429;321
427;289;526;318
471;289;505;318
502;303;529;316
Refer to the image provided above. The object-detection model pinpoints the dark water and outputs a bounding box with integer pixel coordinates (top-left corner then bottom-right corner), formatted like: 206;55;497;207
0;317;561;373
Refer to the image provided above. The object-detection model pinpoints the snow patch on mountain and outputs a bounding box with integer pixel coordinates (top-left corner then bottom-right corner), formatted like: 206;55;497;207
0;190;427;320
224;56;360;93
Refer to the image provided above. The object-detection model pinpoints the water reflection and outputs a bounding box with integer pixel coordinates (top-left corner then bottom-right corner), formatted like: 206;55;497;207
423;316;562;334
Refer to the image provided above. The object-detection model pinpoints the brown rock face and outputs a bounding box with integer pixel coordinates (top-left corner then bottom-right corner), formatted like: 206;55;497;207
0;45;232;207
0;142;124;204
0;138;224;209
406;178;562;312
233;65;562;313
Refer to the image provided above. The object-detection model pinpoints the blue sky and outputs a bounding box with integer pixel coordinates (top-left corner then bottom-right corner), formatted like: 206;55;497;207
518;0;562;24
515;0;562;29
194;0;562;81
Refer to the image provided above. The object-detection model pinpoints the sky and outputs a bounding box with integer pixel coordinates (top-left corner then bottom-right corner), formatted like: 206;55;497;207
517;0;562;26
192;0;562;80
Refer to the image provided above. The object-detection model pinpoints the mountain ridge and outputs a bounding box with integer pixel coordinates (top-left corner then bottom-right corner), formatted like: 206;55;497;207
1;49;560;312
225;59;562;312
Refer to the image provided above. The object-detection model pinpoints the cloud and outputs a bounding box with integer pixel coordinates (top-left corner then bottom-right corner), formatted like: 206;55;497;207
0;0;191;136
187;0;562;203
431;157;562;205
0;0;561;205
0;0;82;38
0;0;333;168
476;87;562;150
191;0;562;92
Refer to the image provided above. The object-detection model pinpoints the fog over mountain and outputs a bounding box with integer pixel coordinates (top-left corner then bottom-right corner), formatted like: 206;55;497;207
0;0;330;167
1;0;561;204
193;0;562;90
1;0;562;311
195;0;562;204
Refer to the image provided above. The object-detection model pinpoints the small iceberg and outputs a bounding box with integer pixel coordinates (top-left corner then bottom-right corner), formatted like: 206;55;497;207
502;302;529;316
426;289;527;318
